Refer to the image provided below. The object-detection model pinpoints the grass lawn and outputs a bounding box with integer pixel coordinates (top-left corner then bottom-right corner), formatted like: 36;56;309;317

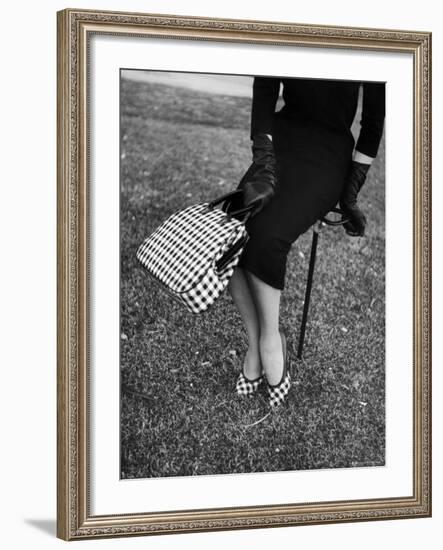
120;77;385;478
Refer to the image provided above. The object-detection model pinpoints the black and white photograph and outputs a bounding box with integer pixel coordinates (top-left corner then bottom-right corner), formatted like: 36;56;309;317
120;69;386;479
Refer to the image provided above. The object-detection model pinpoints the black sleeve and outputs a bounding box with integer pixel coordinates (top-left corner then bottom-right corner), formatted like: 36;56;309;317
250;77;281;140
355;82;386;158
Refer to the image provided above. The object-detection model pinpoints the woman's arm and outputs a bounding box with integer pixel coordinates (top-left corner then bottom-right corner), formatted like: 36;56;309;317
227;77;280;216
354;82;386;160
340;82;385;236
250;77;281;140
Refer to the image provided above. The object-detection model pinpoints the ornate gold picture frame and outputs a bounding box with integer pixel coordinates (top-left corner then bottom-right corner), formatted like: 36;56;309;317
57;8;431;540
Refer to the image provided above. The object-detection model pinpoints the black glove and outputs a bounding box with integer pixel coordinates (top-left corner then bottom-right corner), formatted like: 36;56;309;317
339;160;370;237
228;133;276;217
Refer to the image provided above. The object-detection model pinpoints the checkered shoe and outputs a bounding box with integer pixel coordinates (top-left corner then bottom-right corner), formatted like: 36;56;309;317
236;372;264;396
267;371;291;408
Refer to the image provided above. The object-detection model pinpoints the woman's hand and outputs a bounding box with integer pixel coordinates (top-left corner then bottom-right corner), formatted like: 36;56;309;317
339;160;371;237
237;133;276;216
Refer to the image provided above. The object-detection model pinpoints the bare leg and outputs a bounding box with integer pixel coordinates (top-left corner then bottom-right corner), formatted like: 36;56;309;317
245;271;284;385
227;267;261;379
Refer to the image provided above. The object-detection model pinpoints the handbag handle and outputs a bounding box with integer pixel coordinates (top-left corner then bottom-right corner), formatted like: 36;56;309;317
208;190;243;209
207;190;255;223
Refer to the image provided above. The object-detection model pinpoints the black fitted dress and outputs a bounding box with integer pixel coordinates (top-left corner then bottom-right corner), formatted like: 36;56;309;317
237;77;385;290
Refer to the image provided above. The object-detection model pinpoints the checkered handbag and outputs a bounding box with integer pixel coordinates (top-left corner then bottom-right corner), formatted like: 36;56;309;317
136;191;253;314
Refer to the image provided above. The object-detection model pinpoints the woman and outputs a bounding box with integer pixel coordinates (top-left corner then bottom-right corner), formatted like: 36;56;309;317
228;76;385;409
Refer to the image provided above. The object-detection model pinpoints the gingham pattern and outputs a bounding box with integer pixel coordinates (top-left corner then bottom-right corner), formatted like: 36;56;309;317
136;202;248;314
267;372;291;408
236;372;264;396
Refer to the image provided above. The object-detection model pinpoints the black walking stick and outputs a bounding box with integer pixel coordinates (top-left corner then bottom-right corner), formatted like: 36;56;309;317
297;207;349;359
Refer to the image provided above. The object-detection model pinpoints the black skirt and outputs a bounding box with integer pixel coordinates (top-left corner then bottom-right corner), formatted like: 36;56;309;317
237;113;355;290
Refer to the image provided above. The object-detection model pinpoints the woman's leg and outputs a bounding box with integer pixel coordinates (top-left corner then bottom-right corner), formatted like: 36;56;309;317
227;267;261;379
245;271;284;386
